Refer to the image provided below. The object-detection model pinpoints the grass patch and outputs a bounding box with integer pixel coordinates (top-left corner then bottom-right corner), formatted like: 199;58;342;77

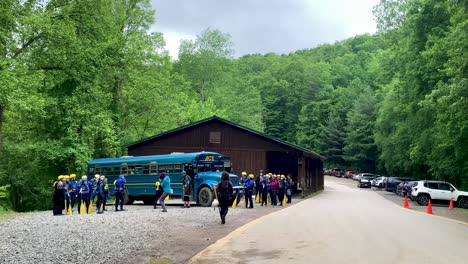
145;257;171;264
0;208;16;222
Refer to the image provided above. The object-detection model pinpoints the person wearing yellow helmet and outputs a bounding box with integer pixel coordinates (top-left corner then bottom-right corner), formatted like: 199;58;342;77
245;174;255;208
268;174;279;207
69;174;78;211
53;175;66;215
63;176;71;212
277;174;285;207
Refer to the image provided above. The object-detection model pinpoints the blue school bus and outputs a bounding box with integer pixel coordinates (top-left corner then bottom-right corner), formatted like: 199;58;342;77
87;151;240;206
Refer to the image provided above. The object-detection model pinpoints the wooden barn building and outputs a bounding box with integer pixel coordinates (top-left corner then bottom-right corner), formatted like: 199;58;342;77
125;116;324;196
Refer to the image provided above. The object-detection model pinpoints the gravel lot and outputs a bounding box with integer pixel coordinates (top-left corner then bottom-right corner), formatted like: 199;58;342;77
0;200;291;264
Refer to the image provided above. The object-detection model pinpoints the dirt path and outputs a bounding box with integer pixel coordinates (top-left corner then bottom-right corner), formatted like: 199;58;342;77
123;203;296;264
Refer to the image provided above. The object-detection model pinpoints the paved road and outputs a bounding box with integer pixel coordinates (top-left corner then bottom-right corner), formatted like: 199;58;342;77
188;178;468;264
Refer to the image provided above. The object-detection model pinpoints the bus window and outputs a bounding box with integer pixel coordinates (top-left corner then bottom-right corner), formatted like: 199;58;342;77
94;167;102;175
128;166;135;175
133;166;143;174
102;167;112;175
158;165;166;173
173;164;182;173
149;165;158;174
197;164;209;172
166;164;174;173
213;164;224;172
121;165;128;175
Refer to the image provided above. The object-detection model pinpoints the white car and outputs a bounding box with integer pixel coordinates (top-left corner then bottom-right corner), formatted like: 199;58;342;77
371;177;387;188
411;180;468;209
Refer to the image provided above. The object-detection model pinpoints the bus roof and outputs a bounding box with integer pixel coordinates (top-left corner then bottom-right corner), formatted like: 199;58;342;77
88;151;222;166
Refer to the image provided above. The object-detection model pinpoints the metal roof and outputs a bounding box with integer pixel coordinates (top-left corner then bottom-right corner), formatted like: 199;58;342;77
124;116;324;160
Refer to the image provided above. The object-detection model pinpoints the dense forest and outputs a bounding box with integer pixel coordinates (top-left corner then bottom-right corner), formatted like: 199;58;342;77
0;0;466;211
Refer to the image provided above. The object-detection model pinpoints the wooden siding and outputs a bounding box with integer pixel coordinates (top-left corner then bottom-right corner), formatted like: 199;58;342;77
127;119;323;196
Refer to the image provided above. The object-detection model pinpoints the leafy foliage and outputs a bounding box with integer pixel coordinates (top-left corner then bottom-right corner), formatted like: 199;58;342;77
1;0;467;211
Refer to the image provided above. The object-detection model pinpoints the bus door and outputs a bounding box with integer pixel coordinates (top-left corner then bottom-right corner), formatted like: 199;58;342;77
184;163;195;199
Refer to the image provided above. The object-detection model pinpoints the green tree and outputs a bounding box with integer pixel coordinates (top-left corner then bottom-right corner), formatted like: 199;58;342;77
320;112;346;167
344;89;378;172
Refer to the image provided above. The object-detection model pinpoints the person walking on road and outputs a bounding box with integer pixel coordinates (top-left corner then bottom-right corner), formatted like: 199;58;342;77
158;172;171;212
217;171;233;224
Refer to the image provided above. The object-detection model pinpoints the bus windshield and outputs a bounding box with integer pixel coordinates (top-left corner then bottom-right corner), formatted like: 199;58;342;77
196;163;224;172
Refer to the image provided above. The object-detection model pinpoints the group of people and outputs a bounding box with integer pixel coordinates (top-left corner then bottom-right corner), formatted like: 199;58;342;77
239;171;294;208
52;173;127;216
52;169;294;225
216;170;295;224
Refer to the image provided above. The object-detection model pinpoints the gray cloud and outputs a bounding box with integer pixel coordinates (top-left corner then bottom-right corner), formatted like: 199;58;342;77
151;0;378;57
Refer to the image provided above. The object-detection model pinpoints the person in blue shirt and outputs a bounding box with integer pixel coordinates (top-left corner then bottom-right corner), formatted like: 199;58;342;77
245;174;255;209
76;177;83;214
115;174;126;211
79;177;90;213
68;174;77;211
157;172;171;212
261;175;269;206
96;176;107;214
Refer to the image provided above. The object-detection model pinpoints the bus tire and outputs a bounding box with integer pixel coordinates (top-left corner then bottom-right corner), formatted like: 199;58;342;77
124;188;134;205
198;187;214;207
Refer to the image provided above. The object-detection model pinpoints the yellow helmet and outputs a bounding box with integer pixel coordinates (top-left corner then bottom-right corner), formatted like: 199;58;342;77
241;172;247;176
249;174;254;179
281;175;286;179
69;174;76;179
64;175;70;180
81;175;87;179
58;175;64;180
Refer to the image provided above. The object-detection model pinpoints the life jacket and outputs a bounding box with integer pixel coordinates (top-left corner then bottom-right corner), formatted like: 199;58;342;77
70;180;77;192
80;184;88;194
115;181;125;192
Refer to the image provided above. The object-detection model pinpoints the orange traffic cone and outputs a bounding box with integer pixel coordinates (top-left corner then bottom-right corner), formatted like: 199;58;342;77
404;196;409;208
427;199;433;214
449;198;454;209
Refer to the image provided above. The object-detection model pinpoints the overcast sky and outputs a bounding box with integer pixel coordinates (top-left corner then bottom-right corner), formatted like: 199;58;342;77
150;0;380;58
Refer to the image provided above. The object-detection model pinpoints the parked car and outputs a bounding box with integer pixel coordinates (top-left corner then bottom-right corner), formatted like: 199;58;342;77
384;177;417;192
354;173;374;181
358;174;376;188
331;168;344;177
344;170;355;179
371;176;387;188
396;181;418;196
411;180;468;208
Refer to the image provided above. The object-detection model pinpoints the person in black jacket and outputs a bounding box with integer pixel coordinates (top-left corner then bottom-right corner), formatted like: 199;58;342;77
286;175;294;204
217;171;233;224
